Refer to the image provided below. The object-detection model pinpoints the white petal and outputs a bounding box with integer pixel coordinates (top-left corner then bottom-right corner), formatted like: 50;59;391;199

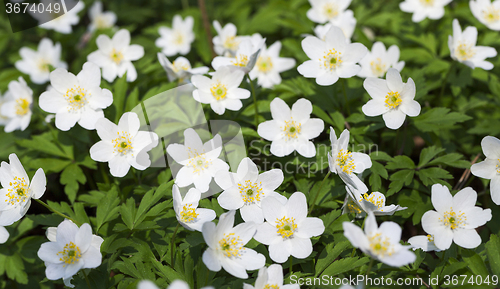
382;109;406;130
431;184;452;213
471;160;497;179
362;100;388;116
109;156;131;177
296;217;324;238
30;168;46;199
269;241;292;263
289;237;313;259
453;229;481;249
385;68;404;92
482;136;500;159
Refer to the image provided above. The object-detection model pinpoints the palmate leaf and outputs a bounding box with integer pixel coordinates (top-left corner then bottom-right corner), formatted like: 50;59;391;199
413;107;472;133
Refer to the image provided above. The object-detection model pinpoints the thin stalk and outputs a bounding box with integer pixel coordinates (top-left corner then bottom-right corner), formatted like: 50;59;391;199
341;79;351;115
365;258;375;277
308;171;331;214
170;223;181;266
289;256;293;274
440;62;454;98
83;270;91;289
34;199;80;225
247;75;259;129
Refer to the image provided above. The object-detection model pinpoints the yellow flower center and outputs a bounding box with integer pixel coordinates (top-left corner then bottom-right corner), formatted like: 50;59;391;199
172;60;190;73
337;149;355;174
264;285;280;289
231;54;249;67
384;91;402;109
483;5;500;22
427;234;434;242
5;176;29;206
282;119;301;140
224;36;240;51
496;159;500;174
345;198;363;214
187;148;211;175
64;85;89;112
174;31;184;45
359;192;384;211
15;98;30;116
238;180;263;204
456;42;476;61
112;131;134;155
419;0;434;6
368;233;394;258
180;204;198;223
58;241;82;266
370;58;387;77
257;56;273;73
37;59;50;73
110;49;124;65
320;49;342;71
95;16;109;29
210;83;227;100
276;216;297;238
219;233;244;257
323;3;339;19
440;208;466;230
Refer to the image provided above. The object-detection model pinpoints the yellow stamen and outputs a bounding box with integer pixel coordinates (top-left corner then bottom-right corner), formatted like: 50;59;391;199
419;0;434;6
282;118;301;140
257;56;273;73
323;3;339;19
15;98;30;116
337;149;355;174
112;131;134;156
439;208;466;230
231;54;249;67
482;5;500;22
238;180;263;204
320;49;342;71
64;85;90;112
219;233;244;257
5;176;29;206
370;58;387;77
187;147;211;175
368;233;394;258
210;83;227;100
455;42;476;61
384;91;402;109
263;285;280;289
180;204;198;223
360;192;384;211
58;241;82;266
276;216;297;238
110;49;124;65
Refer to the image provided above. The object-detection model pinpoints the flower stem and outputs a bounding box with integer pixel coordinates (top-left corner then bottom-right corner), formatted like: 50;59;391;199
341;79;351;115
308;171;331;214
34;198;80;226
365;258;375;277
289;256;293;274
440;62;454;98
170;223;181;266
247;75;259;129
82;270;91;289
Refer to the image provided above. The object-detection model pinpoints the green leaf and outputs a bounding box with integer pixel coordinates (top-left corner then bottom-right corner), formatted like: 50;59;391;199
414;107;472;133
387;169;414;196
312;105;335;127
60;163;86;203
114;73;129;122
321;256;370;276
386;155;415;170
17;133;72;159
417;167;453;186
486;234;500;277
96;187;121;233
462;250;489;277
315;241;350;276
417;146;445;168
120;198;136;230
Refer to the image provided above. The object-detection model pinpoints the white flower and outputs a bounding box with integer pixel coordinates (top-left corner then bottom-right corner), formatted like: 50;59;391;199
215;157;285;224
45;220;104;288
362;68;421;130
90;112;159;178
471;136;500;205
399;0;452;22
212;20;244;56
88;1;117;31
421;184;492;250
0;154;45;226
448;19;497;70
243;264;300;289
0;91;11;127
0;226;8;244
212;37;265;73
137;280;214;289
258;98;324;158
166;128;229;193
39;62;113;131
248;40;296;88
254;192;325;263
173;185;216;232
297;26;367;86
32;0;85;34
87;29;145;82
191;66;250;115
470;0;500;30
344;186;406;218
157;53;209;83
202;210;265;279
1;77;33;133
357;42;405;78
306;0;352;24
328;127;371;192
37;220;102;284
156;15;195;56
343;212;416;267
313;10;356;42
408;234;441;252
15;38;67;85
